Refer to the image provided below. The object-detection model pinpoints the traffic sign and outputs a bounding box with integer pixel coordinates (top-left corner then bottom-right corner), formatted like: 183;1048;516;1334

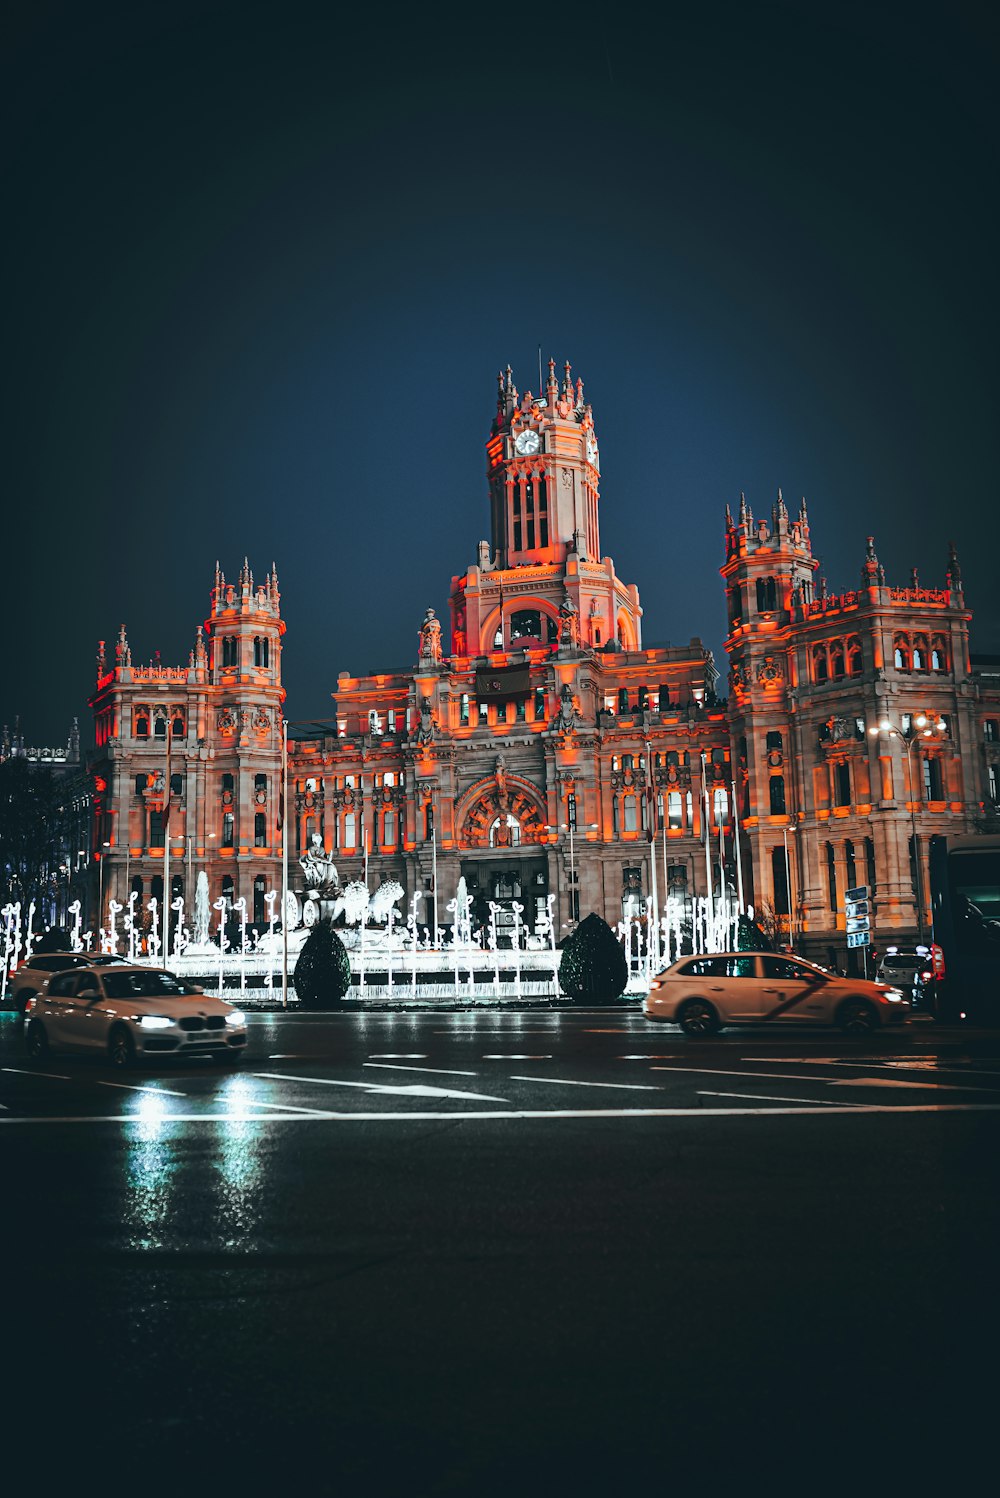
845;885;869;903
844;899;870;919
846;915;870;935
847;931;871;949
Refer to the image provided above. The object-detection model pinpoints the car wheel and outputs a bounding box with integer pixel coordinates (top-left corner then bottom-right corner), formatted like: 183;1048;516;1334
838;998;879;1035
108;1024;136;1068
677;998;721;1036
25;1019;49;1059
17;990;37;1017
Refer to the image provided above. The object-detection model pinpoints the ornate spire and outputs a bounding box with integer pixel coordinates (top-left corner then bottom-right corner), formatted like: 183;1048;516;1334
776;486;788;520
798;495;808;523
575;375;584;406
194;624;207;668
96;640;106;680
725;501;734;529
861;535;881;585
115;623;131;666
948;540;962;583
562;359;572;397
738;490;750;525
911;566;919;590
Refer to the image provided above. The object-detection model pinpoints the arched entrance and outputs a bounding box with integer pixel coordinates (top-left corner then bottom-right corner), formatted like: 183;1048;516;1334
456;766;550;945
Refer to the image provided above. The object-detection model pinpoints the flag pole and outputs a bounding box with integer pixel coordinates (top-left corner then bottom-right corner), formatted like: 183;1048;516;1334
163;720;171;960
281;719;289;1009
732;776;745;914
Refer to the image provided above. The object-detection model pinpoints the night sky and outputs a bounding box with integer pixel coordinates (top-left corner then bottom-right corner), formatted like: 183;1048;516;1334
4;2;998;749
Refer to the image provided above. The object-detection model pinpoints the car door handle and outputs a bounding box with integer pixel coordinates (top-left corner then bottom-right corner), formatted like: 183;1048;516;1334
710;986;725;992
762;988;778;993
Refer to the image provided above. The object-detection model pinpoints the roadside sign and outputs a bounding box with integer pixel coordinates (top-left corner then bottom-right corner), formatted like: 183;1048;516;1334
844;899;870;919
846;916;870;935
845;886;869;903
847;931;871;949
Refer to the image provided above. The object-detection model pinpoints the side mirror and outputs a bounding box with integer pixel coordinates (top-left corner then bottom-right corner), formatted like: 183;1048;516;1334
77;986;99;1000
185;983;204;996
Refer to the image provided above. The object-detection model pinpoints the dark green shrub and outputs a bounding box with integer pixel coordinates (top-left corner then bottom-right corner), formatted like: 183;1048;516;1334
558;912;629;1003
293;918;352;1008
736;913;771;951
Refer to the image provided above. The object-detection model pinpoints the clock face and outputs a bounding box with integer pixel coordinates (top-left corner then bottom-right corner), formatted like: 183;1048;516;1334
514;429;540;455
586;435;599;469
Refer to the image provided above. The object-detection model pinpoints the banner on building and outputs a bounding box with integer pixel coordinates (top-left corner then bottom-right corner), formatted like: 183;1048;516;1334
474;666;531;700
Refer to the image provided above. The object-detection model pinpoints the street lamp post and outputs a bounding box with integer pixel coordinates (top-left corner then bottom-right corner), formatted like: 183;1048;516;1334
99;841;111;938
869;713;946;944
782;822;796;949
546;821;598;928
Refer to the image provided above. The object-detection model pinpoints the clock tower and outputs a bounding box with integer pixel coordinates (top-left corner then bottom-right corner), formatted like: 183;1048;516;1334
449;361;642;657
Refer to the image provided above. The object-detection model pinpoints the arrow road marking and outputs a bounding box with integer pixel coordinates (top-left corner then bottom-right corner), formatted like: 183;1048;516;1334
363;1062;477;1077
510;1076;661;1091
252;1071;506;1102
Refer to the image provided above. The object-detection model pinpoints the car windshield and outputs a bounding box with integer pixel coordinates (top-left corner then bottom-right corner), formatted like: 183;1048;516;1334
102;971;191;999
881;957;915;969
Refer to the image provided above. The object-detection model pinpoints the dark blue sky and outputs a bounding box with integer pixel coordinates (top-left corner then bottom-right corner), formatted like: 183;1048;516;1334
4;2;998;746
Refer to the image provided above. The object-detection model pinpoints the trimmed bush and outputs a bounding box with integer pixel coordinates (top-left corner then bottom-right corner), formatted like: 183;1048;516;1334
736;913;771;952
558;912;629;1003
293;917;352;1009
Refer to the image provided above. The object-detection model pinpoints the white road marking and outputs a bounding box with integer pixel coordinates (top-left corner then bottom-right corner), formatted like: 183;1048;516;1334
225;1098;336;1116
481;1054;552;1060
698;1090;865;1108
363;1062;477;1077
509;1075;661;1091
252;1071;505;1103
619;1054;679;1060
367;1053;428;1059
96;1081;188;1097
2;1067;71;1080
4;1102;1000;1125
651;1064;834;1083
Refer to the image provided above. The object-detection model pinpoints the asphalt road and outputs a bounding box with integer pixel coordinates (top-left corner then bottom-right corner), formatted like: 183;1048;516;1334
3;1008;998;1493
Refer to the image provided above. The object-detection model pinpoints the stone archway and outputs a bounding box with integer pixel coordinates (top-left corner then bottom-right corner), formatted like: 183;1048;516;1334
456;766;548;849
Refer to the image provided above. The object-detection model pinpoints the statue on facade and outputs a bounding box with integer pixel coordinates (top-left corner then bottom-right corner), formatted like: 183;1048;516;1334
559;591;580;647
419;607;442;663
557;683;578;731
299;833;339;894
703;649;720;703
494;754;508;808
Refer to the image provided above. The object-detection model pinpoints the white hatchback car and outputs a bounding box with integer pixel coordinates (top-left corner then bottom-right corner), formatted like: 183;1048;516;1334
644;952;910;1035
24;964;247;1066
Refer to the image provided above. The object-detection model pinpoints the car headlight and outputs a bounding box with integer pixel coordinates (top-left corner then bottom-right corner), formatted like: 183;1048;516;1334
883;989;904;1002
137;1015;174;1030
225;1010;246;1027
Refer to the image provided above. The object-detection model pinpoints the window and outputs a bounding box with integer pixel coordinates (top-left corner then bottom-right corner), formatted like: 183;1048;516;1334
668;791;682;828
835;762;851;807
658;685;670;712
769;776;786;815
254;876;266;925
255;773;267;796
908;834;919;896
924;756;943;801
222;638;237;668
384;772;396;787
894;639;910;670
221;874;234;909
150;811;165;848
171;715;184;737
478;702;489;725
637;686;648;710
343;812;356;849
424;804;434;840
222;773;235;792
222;812;234;848
510;609;541;641
766;730;783;753
460;694;470;725
151;875;164;904
826;842;837;911
623;796;638;833
618;687;629;713
931;640;947;672
831;644;845;679
154;717;167;739
170;773;182;795
989;766;999;803
912;646;924;670
854;717;866;740
383;809;397;848
489;815;520;847
253;636;269;667
848;638;863;676
756;576;778;612
771;846;789;915
534;688;545;719
135;773;147;795
713;787;728;824
135;713;149;737
516;698;526;721
680;955;754;979
254;813;266;847
813;647;828;683
985;721;998;743
622;754;634;770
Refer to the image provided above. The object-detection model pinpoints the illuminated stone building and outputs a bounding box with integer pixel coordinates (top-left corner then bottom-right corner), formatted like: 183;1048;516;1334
86;364;1000;967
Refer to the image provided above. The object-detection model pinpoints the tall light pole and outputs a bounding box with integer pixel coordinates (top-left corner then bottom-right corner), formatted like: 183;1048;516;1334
782;821;796;949
546;821;598;927
100;841;111;936
869;713;946;944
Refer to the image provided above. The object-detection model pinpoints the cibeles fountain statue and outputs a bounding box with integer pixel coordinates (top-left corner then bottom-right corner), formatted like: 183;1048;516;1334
297;833;403;949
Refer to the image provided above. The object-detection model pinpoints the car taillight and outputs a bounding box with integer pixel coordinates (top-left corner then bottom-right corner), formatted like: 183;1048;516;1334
919;970;931;982
930;944;945;978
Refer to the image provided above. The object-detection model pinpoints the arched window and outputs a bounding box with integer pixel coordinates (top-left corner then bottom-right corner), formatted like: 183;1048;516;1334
756;576;778;612
931;638;947;672
830;643;845;679
494;619;504;648
510;609;541;641
171;715;185;737
813;646;829;683
154;717;167;739
847;637;863;676
893;637;910;670
489;814;521;847
769;776;786;815
913;635;927;671
135;713;149;738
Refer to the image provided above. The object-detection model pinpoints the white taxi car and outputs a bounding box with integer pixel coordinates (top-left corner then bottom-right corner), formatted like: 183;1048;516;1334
24;964;247;1066
643;952;909;1035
